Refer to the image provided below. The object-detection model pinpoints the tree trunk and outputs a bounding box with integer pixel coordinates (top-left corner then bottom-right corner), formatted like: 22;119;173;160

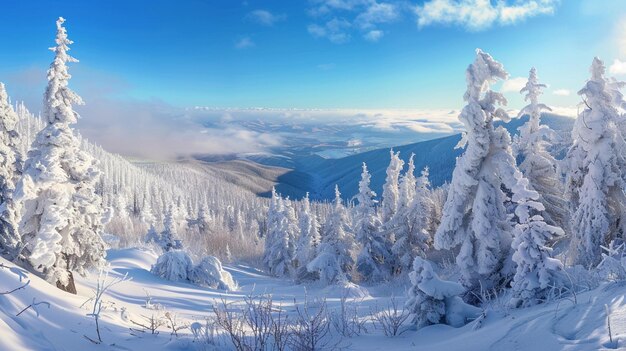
56;270;77;294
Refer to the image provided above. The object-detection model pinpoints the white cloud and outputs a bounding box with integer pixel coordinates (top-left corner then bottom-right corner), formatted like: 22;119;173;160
501;77;527;93
308;18;352;44
364;30;384;41
308;1;398;43
553;89;571;96
76;100;283;160
415;0;558;31
609;59;626;75
247;9;286;26
355;2;398;29
235;37;255;49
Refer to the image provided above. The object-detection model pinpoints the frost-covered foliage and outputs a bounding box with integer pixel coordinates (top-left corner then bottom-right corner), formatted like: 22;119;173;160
152;251;236;290
514;68;566;228
16;18;105;287
144;224;160;247
564;57;626;267
434;49;518;292
189;256;236;290
510;171;565;307
390;164;433;275
381;150;404;226
0;83;23;259
354;163;391;283
406;257;480;329
263;189;298;277
294;193;320;282
159;205;183;252
308;185;356;285
150;250;193;282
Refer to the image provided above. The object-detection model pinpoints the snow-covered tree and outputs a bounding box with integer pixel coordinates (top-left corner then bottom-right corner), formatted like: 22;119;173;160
406;257;481;329
515;67;566;227
16;18;106;292
564;57;626;267
354;163;391;282
151;250;193;282
160;205;183;252
434;49;518;292
510;171;564;307
189;256;236;290
391;167;432;275
263;190;297;277
0;83;23;259
294;192;321;282
196;203;211;233
144;224;159;246
381;149;404;225
308;185;356;285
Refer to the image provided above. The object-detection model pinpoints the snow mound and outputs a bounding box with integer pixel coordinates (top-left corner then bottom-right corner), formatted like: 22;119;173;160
189;256;237;291
150;250;193;282
323;281;371;299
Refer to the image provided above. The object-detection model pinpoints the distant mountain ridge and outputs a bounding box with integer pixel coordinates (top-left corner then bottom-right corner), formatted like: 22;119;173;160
271;113;575;201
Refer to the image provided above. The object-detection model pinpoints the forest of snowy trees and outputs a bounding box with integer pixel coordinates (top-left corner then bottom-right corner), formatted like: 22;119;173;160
0;17;626;338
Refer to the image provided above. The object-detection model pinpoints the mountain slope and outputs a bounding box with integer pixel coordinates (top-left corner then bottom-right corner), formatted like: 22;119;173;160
304;113;574;200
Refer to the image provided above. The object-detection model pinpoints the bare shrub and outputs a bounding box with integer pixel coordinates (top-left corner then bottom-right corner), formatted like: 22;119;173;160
331;293;368;337
370;296;409;337
289;295;338;351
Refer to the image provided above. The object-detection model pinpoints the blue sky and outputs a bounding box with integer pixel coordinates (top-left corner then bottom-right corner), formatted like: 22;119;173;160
0;0;625;112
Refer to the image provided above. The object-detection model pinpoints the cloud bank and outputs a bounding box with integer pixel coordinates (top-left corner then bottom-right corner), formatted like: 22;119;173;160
415;0;558;31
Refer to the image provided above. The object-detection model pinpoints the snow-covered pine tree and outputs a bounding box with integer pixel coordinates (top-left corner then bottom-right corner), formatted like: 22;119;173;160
196;203;211;233
307;185;356;285
160;205;183;252
139;194;155;227
381;149;404;226
406;256;480;329
515;67;566;227
391;167;432;275
510;171;564;307
16;18;106;293
354;163;391;282
263;190;297;278
0;83;23;259
434;49;519;292
294;192;321;282
564;57;626;267
263;187;282;257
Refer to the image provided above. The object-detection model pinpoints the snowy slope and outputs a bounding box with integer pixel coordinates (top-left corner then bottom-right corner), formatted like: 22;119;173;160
1;248;624;350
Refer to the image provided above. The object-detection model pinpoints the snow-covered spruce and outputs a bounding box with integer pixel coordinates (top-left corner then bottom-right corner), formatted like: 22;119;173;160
144;224;160;246
0;83;23;259
390;162;433;275
381;149;404;227
16;17;105;292
354;163;391;283
294;192;321;282
564;57;626;267
307;185;356;285
151;251;236;290
406;257;481;329
434;49;519;292
150;250;193;282
510;171;565;308
159;205;183;252
189;256;236;290
514;68;566;228
263;189;298;277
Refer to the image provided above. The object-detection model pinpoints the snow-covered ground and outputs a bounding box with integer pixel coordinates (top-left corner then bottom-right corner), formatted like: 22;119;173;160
0;248;623;350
